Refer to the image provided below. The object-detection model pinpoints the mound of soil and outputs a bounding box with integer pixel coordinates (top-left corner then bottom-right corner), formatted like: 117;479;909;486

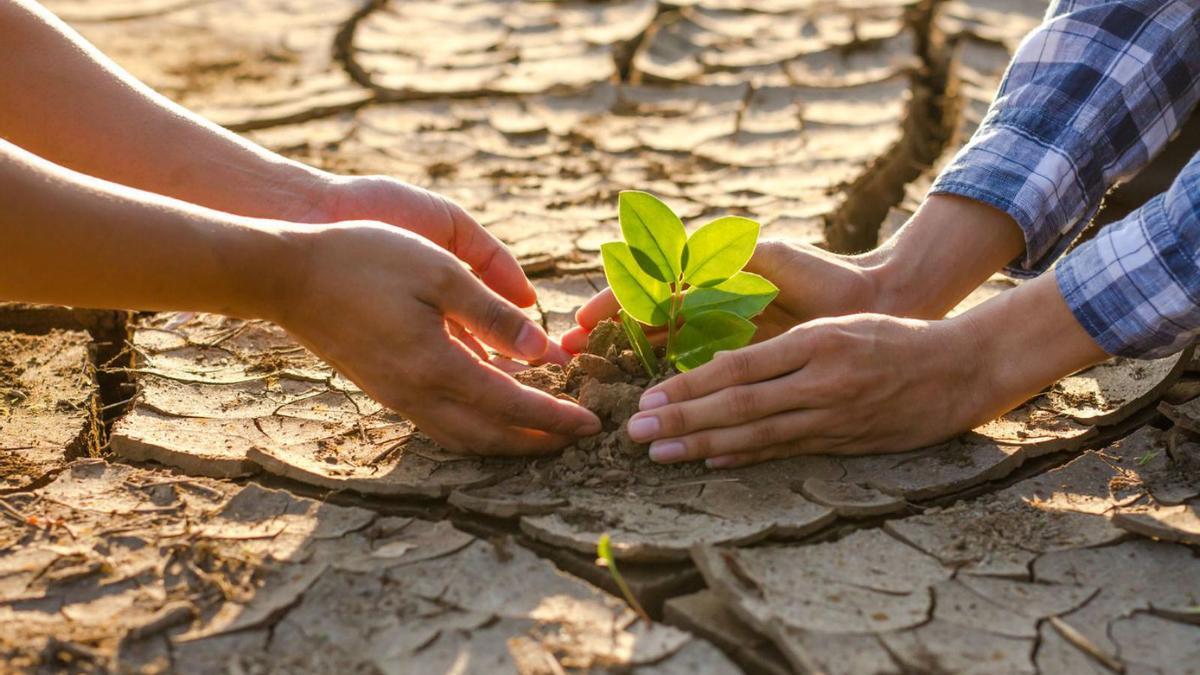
515;320;704;489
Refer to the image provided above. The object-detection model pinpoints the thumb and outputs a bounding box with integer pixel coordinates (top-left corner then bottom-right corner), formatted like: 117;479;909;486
439;269;550;362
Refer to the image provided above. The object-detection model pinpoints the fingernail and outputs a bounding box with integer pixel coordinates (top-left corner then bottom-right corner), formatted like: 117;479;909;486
515;323;548;360
639;391;668;411
626;414;660;441
577;415;602;436
649;441;686;463
706;456;736;469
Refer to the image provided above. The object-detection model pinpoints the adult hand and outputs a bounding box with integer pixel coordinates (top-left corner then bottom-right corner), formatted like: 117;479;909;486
620;273;1109;467
624;313;984;467
561;240;879;353
272;221;601;455
307;175;571;364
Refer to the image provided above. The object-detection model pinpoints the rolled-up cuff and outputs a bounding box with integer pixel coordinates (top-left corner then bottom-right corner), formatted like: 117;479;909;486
1055;194;1200;359
930;106;1099;278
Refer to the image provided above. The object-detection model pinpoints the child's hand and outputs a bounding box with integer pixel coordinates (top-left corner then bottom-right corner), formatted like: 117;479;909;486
269;221;601;456
561;240;879;353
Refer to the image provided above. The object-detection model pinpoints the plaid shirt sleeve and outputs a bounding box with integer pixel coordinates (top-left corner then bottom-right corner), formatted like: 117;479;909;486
1056;154;1200;357
930;0;1200;276
928;0;1200;358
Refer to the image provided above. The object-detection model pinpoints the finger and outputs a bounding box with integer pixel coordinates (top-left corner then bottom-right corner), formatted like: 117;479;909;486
562;326;590;354
436;338;602;436
626;374;814;443
640;335;807;410
417;405;570;457
574;288;619;330
433;193;537;308
705;435;861;468
646;409;829;463
448;320;488;361
538;339;571;366
705;444;799;469
562;321;666;355
437;268;551;361
490;356;528;375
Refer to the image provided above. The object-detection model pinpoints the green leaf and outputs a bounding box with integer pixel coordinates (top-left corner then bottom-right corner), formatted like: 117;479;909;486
619;191;687;283
672;310;756;372
682;272;778;321
601;242;671;326
619;309;659;377
682;216;760;288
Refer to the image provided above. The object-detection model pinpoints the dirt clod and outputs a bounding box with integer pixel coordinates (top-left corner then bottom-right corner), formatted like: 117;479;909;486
522;320;700;489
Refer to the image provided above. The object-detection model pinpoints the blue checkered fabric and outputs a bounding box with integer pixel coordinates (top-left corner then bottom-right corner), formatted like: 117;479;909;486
930;0;1200;357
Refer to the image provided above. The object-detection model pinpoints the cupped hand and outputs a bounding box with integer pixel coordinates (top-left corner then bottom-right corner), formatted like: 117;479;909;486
620;313;994;468
307;175;571;364
561;240;879;353
272;221;601;456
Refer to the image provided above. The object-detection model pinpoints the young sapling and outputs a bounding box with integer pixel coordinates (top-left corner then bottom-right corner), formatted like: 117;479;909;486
596;533;650;624
601;191;778;376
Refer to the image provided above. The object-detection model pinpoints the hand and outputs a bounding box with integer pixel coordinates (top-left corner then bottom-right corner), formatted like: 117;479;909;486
562;240;879;352
562;195;1029;354
623;314;986;467
620;273;1108;467
306;174;571;364
271;221;601;456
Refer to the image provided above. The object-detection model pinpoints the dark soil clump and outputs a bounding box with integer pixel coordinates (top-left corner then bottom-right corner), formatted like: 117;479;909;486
516;320;704;489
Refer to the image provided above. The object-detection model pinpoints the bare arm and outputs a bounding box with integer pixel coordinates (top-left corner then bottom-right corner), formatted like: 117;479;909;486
0;138;599;453
0;137;289;315
0;0;324;221
0;0;541;309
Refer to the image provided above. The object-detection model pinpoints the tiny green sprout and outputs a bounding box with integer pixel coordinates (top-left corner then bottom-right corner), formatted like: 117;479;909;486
596;533;650;624
1136;450;1159;466
601;191;778;376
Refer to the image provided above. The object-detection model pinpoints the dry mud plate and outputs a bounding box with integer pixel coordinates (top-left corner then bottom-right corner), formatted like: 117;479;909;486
4;0;1200;672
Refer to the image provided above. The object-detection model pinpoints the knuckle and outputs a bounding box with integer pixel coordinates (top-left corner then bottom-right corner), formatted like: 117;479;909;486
480;298;511;337
687;435;712;458
429;260;462;295
726;387;758;419
665;377;693;402
661;405;689;434
809;326;843;354
749;423;779;448
721;349;755;381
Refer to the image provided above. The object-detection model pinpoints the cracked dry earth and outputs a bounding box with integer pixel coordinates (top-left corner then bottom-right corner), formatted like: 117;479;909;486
3;0;1200;673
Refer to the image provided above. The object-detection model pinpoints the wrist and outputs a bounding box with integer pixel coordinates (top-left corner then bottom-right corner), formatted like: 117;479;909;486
947;273;1109;424
221;217;314;324
271;167;342;225
865;195;1026;320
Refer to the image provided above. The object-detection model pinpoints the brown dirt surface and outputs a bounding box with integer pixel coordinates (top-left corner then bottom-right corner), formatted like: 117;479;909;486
6;0;1200;671
694;426;1200;674
0;330;98;492
0;459;739;673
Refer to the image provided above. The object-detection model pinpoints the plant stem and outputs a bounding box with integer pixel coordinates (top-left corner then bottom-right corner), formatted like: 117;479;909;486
665;281;681;363
598;534;651;625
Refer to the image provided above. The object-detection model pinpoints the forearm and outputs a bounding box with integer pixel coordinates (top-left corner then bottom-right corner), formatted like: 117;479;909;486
954;272;1109;425
0;139;294;318
0;0;328;221
862;194;1025;320
930;1;1200;274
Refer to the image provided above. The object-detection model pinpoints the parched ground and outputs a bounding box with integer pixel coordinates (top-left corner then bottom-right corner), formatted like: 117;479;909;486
3;1;1200;673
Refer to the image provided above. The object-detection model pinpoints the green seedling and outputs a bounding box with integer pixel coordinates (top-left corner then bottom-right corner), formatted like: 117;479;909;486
602;191;778;376
596;533;650;624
